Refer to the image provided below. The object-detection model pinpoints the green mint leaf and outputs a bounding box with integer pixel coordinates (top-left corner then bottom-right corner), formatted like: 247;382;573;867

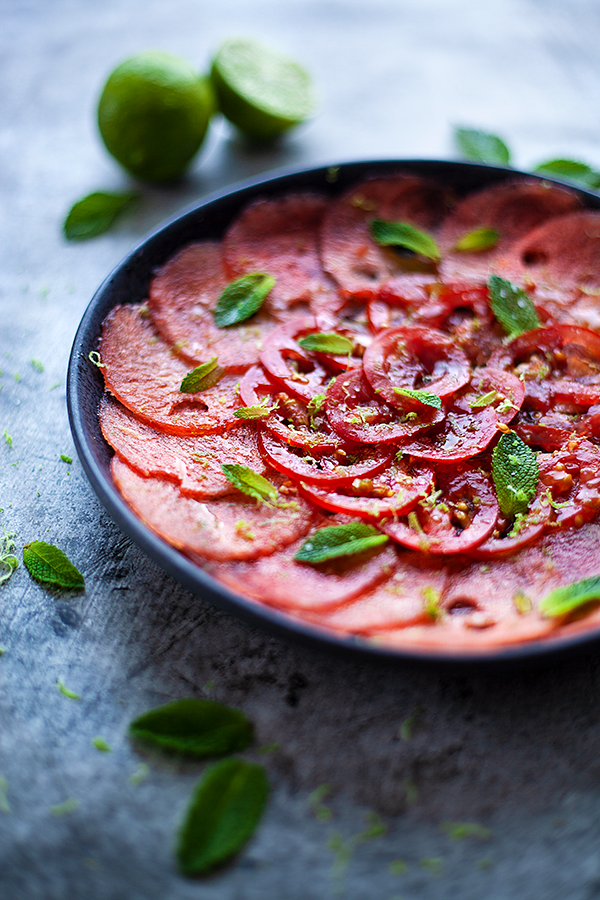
533;159;600;189
60;454;73;464
63;191;138;241
57;678;80;700
295;523;389;564
370;220;440;261
454;228;499;253
539;575;600;618
441;822;492;841
491;431;539;520
298;333;354;354
176;758;270;876
488;275;540;338
22;541;84;590
469;390;499;409
213;274;275;328
233;399;278;420
221;464;279;505
392;387;442;410
180;358;224;393
454;128;511;166
129;698;253;758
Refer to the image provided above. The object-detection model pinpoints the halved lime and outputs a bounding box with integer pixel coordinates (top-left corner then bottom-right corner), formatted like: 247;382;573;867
210;39;315;142
98;51;215;184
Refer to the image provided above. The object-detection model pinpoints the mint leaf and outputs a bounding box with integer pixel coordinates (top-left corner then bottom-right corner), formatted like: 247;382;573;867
295;523;389;564
469;390;499;409
180;358;224;393
491;431;539;520
221;464;278;505
392;387;442;410
454;128;511;166
298;333;354;354
454;228;499;253
370;220;440;261
176;758;270;875
92;737;111;752
539;575;600;618
488;275;540;338
213;274;275;327
129;698;253;758
22;541;84;589
63;191;138;241
533;159;600;190
233;400;277;420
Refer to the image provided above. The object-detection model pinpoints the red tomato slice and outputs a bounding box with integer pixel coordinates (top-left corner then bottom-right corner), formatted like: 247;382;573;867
297;459;435;519
377;467;498;555
258;430;393;486
472;484;552;558
538;439;600;529
363;325;470;409
489;324;600;383
325;369;445;445
400;407;499;462
452;367;524;425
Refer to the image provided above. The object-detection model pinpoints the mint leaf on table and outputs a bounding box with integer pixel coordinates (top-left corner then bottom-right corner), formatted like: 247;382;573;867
533;159;600;190
454;227;499;253
539;575;600;618
370;220;440;261
176;758;270;876
180;357;224;393
295;523;389;564
63;191;138;241
488;275;540;338
393;387;442;410
454;128;511;166
213;274;275;327
22;541;84;590
129;698;253;758
491;431;539;520
298;333;354;355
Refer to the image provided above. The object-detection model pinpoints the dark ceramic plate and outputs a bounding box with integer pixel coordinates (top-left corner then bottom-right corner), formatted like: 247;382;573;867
67;159;600;668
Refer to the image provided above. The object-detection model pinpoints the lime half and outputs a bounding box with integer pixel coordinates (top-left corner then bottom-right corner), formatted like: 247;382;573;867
98;51;215;184
211;39;315;142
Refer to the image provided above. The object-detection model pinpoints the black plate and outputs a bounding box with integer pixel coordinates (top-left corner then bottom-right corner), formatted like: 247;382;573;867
67;158;600;668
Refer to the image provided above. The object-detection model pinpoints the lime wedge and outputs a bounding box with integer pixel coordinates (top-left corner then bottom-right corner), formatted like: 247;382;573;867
210;39;316;142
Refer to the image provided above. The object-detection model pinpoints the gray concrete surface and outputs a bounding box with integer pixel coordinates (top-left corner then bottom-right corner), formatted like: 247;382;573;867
3;1;600;897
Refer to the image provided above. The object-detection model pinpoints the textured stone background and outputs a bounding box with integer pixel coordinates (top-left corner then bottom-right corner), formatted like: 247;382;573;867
3;1;600;898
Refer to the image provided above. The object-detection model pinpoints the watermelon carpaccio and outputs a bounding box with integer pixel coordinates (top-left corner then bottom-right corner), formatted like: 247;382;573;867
97;174;600;653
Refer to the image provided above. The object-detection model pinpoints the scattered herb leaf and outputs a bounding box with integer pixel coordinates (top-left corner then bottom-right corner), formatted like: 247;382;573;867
129;698;253;759
370;220;440;261
176;758;270;876
129;762;150;785
389;859;408;875
0;528;18;586
298;333;354;355
454;227;499;253
309;784;333;821
294;523;389;564
355;810;386;843
50;798;79;816
441;821;492;841
488;275;540;338
393;387;442;410
180;358;224;393
57;678;80;700
469;390;499;409
419;857;444;876
257;742;280;755
22;541;85;590
63;191;138;241
30;359;44;372
455;128;511;166
213;274;275;328
60;454;73;464
0;776;10;814
3;430;12;449
533;159;600;189
539;575;600;618
491;431;539;520
222;465;279;506
92;737;111;752
234;399;278;419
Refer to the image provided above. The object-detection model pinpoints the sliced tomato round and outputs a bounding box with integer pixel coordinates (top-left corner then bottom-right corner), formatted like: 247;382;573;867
325;369;445;445
400;406;499;462
472;485;552;558
538;439;600;529
377;467;498;555
452;367;524;425
297;459;435;519
363;325;470;409
489;324;600;383
258;430;393;486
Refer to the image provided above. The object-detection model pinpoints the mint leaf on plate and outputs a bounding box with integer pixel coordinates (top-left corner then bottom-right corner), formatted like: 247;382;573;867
213;274;275;328
295;523;389;564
